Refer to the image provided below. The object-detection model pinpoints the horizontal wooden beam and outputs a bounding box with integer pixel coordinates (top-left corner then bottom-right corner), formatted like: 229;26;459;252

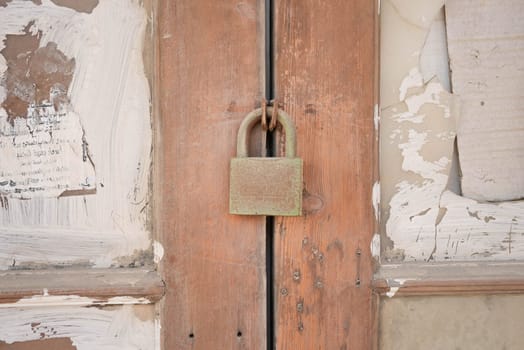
0;268;164;305
373;262;524;297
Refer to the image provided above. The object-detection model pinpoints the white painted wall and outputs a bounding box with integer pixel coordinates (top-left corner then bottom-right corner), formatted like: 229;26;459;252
0;0;152;269
0;304;156;349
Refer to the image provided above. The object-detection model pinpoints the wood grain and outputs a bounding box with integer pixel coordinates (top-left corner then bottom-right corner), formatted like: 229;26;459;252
374;262;524;296
273;0;378;348
0;268;164;305
157;1;266;349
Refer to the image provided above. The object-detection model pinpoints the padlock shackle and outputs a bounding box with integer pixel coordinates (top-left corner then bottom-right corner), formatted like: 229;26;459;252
237;107;297;158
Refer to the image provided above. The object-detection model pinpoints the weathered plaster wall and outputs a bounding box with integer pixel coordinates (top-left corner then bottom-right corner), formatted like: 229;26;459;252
380;295;524;350
379;1;524;348
0;0;153;269
0;304;157;349
380;0;524;262
446;0;524;201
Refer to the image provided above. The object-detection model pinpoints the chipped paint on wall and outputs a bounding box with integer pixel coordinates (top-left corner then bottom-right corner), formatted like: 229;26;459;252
0;23;96;199
380;0;445;108
374;104;380;131
435;191;524;260
0;0;152;269
152;240;164;264
0;294;152;309
373;181;380;221
381;76;457;261
446;0;524;202
0;305;156;349
380;0;524;261
154;318;161;350
371;233;381;260
385;278;412;298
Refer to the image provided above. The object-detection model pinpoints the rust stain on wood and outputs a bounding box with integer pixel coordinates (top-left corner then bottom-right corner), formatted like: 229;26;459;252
0;338;76;350
1;23;75;122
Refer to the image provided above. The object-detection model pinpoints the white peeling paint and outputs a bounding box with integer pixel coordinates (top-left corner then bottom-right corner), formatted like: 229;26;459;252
374;104;380;131
154;318;161;350
385;287;399;298
0;304;155;350
403;80;449;119
380;0;445;108
106;296;151;305
434;191;524;260
0;0;152;269
0;293;152;309
373;181;380;221
385;278;411;298
381;2;524;262
383;79;457;261
371;233;381;260
153;240;164;264
398;68;424;101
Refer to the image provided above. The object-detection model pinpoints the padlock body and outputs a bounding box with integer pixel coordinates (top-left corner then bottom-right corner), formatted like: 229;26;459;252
230;157;303;216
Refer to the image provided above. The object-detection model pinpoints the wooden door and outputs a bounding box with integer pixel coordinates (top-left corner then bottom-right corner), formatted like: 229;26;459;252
157;1;377;349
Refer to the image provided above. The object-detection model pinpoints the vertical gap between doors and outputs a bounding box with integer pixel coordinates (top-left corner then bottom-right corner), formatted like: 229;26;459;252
265;0;275;349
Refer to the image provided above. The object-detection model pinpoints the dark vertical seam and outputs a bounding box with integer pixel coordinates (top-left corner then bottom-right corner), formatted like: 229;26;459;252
265;0;275;349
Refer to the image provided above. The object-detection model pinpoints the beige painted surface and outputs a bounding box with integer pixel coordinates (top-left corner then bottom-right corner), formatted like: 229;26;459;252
380;294;524;350
380;0;524;262
446;0;524;202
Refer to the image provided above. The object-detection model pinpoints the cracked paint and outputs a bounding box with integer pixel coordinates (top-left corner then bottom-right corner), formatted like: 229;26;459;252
446;0;524;201
382;76;456;261
380;0;524;261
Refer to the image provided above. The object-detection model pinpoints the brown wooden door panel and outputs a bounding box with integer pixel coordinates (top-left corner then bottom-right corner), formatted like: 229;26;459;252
157;1;267;349
273;0;377;348
158;0;377;349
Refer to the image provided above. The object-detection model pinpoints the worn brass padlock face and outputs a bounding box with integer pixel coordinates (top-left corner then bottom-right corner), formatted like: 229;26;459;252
230;107;303;216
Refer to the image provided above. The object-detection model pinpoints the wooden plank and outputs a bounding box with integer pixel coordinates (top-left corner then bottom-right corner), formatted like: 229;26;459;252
273;0;377;348
374;262;524;296
0;268;164;305
157;1;266;349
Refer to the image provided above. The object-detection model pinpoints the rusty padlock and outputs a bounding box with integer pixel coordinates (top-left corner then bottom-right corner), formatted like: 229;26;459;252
229;107;303;216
